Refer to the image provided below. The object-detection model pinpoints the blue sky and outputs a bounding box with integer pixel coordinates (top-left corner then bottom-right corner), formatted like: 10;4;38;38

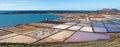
0;0;119;10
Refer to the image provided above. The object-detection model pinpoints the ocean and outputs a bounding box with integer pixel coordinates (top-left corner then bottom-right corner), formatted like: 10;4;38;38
0;14;63;28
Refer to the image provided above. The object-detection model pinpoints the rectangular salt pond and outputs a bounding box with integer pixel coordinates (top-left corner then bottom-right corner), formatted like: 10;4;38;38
85;20;91;24
92;21;97;23
92;23;107;32
53;19;72;22
93;27;107;32
65;31;110;42
25;28;61;39
70;20;80;23
0;14;63;28
53;24;71;29
63;22;77;25
77;24;86;26
107;28;120;32
80;20;86;24
103;23;120;32
104;24;118;29
39;30;74;43
77;23;91;27
80;20;91;24
116;25;120;28
113;21;120;24
0;35;37;43
80;26;93;32
68;26;82;31
79;23;93;32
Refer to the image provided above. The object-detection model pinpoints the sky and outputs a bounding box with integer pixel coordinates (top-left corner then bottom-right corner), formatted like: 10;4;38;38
0;0;119;10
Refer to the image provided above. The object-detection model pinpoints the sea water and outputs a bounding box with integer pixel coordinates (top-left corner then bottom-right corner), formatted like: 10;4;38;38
0;14;63;28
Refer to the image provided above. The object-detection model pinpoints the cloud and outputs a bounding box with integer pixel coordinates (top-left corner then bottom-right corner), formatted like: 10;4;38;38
0;3;16;7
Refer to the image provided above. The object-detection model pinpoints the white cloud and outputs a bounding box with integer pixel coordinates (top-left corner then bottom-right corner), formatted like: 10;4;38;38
0;3;18;10
0;3;16;7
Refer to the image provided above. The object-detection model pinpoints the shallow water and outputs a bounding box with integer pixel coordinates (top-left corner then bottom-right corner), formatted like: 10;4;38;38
0;14;63;28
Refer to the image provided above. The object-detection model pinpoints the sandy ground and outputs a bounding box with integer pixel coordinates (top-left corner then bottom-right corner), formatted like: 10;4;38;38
3;26;43;34
0;30;12;36
29;23;55;28
0;33;18;40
